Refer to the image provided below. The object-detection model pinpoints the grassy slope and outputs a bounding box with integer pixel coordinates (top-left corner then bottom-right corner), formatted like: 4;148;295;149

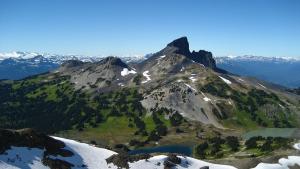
0;72;299;150
199;76;299;130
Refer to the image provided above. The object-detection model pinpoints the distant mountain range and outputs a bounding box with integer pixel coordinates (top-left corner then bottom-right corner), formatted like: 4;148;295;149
1;51;300;88
215;55;300;88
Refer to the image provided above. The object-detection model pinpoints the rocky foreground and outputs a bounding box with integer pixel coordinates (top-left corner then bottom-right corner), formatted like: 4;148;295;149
1;129;300;169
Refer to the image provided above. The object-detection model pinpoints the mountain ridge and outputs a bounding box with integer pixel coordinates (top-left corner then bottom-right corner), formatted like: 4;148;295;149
1;37;298;131
0;37;300;169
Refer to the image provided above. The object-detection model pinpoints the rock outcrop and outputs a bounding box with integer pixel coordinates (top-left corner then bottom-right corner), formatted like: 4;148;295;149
0;128;74;169
160;36;217;69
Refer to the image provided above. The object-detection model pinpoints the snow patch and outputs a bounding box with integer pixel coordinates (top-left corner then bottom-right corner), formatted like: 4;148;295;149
201;92;211;102
258;83;266;89
279;104;284;109
189;76;197;82
180;66;185;72
199;63;205;67
184;83;197;92
121;68;137;76
238;78;244;82
219;76;232;84
294;143;300;150
203;97;211;102
141;71;151;83
156;55;166;65
118;83;125;87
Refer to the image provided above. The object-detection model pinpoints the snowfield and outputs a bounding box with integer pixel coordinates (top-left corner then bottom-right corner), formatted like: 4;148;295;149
0;147;48;169
129;155;237;169
121;68;137;76
1;137;300;169
218;76;232;84
51;137;117;169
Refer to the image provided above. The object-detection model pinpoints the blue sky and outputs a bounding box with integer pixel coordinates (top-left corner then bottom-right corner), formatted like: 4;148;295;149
0;0;299;58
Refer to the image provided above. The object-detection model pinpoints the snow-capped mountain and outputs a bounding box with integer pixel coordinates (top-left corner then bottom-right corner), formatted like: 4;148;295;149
0;51;146;63
216;55;300;63
215;55;300;88
0;51;146;80
0;51;104;63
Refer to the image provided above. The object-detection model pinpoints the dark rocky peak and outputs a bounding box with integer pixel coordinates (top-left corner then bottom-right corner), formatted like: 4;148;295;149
157;37;218;69
166;36;190;55
98;56;128;68
191;50;216;69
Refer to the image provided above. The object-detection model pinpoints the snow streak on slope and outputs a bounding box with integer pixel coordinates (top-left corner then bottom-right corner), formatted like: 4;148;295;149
141;71;151;83
218;76;232;84
184;83;197;92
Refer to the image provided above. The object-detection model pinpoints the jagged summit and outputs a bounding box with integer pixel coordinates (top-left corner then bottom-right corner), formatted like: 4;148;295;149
142;37;218;70
166;36;190;56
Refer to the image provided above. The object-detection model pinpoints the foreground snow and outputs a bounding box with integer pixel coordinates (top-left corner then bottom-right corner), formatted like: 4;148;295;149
252;143;300;169
0;147;48;169
51;137;117;169
1;136;299;169
0;137;237;169
129;155;237;169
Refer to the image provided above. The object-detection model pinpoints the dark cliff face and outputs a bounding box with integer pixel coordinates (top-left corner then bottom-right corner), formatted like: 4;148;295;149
166;37;190;56
161;37;217;69
191;50;216;69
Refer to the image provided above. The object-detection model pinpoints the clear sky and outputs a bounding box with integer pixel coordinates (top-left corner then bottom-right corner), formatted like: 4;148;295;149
0;0;299;58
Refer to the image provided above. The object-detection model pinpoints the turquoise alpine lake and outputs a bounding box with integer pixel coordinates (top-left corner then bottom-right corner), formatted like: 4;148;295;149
242;128;300;140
